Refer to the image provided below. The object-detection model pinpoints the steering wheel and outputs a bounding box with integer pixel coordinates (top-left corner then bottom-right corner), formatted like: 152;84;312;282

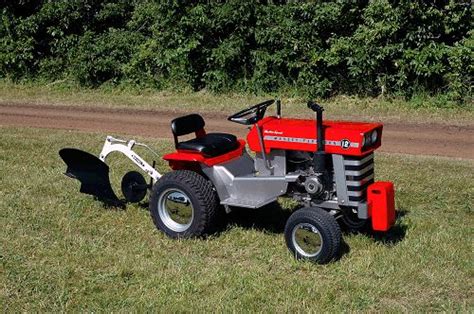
227;99;275;125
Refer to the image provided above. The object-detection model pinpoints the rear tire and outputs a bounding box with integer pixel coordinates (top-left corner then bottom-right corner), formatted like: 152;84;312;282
149;170;218;238
121;171;147;203
285;207;341;264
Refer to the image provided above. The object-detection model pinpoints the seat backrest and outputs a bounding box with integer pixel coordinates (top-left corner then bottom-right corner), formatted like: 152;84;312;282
171;114;205;136
171;114;206;148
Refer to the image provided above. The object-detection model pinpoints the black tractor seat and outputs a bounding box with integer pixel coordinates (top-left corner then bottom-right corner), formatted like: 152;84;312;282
171;114;239;157
177;133;238;157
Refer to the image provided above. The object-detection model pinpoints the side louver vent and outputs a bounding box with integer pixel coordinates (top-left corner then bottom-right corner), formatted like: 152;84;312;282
344;153;374;206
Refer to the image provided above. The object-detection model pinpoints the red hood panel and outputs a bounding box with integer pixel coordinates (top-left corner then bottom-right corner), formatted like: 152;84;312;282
247;117;383;156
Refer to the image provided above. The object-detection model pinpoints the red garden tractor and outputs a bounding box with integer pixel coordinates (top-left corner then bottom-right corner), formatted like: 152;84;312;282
60;100;396;263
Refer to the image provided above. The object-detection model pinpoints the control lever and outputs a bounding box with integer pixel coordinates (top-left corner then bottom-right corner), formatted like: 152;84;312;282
307;101;324;113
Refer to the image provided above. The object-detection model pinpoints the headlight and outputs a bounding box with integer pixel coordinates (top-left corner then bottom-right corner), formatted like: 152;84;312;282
371;130;378;144
363;130;378;148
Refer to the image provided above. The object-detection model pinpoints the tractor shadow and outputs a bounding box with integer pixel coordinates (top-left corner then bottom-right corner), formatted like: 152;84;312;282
223;202;291;234
222;205;409;258
135;200;290;234
221;202;352;260
134;200;406;258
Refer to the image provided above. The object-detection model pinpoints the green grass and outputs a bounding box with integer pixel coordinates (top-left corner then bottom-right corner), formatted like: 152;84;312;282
1;80;472;125
1;127;473;311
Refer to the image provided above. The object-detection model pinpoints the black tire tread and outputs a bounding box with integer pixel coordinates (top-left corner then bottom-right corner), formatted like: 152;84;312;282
150;170;218;238
340;212;369;233
285;207;341;264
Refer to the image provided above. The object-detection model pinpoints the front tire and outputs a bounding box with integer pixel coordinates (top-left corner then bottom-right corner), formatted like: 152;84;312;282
340;209;368;233
149;170;218;238
284;207;341;264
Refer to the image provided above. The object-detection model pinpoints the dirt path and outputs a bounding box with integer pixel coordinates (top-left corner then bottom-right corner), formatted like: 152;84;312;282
1;103;473;159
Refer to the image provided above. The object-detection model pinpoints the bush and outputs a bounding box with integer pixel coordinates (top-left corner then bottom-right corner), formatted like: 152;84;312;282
1;1;472;103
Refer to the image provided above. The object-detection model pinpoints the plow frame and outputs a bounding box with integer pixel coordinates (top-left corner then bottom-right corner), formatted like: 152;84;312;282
99;135;162;183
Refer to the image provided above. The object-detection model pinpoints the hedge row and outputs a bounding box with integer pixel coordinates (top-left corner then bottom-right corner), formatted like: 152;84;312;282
1;1;472;101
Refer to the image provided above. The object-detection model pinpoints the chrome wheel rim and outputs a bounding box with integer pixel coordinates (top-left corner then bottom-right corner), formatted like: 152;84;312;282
158;188;194;232
292;223;323;257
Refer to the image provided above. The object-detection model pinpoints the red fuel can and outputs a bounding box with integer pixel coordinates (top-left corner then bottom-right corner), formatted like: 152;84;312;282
368;181;396;231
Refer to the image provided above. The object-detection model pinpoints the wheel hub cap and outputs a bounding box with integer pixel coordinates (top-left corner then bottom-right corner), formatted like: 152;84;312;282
158;189;194;232
292;223;323;257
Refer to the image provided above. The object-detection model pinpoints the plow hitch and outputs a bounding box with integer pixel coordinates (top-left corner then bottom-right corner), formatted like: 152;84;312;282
59;136;162;207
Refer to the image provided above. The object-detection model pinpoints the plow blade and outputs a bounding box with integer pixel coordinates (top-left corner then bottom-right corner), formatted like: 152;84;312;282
59;148;123;207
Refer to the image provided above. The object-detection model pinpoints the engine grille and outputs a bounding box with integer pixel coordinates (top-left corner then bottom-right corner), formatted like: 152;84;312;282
343;153;374;206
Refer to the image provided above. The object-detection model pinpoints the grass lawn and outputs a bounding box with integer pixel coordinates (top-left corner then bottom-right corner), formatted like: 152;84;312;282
1;81;472;125
1;127;473;311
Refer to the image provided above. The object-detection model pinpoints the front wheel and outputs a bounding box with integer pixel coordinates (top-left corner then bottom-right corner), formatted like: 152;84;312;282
284;207;341;264
149;170;218;238
340;210;368;233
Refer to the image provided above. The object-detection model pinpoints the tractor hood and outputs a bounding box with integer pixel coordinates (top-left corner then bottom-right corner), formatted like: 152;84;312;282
247;116;383;156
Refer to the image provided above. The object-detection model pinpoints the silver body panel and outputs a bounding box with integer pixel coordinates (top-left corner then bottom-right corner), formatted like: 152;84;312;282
332;154;349;205
255;150;286;176
202;150;295;208
202;147;374;217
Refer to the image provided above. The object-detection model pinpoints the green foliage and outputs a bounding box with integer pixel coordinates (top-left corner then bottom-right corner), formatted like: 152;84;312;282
70;29;143;86
1;1;472;103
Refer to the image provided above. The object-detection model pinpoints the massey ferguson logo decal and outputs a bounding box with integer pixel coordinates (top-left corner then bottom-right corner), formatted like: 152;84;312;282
341;139;351;149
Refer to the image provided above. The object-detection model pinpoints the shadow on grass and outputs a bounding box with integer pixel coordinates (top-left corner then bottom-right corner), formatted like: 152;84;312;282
131;200;404;257
365;207;409;245
336;240;351;261
137;201;150;210
223;201;291;234
219;202;352;261
101;200;126;209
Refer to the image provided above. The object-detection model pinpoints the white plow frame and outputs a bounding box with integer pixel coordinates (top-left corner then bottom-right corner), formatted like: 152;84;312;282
99;136;162;182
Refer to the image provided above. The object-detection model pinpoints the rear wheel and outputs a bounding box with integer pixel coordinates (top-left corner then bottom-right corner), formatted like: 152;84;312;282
285;207;341;264
149;170;218;238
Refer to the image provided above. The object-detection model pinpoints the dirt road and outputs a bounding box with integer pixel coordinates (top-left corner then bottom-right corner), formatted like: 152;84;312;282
0;103;473;159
